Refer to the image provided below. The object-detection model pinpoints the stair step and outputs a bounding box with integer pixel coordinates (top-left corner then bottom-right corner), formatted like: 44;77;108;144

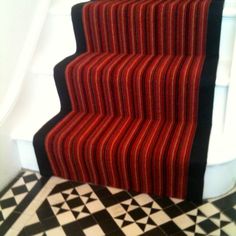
9;0;236;200
30;0;235;86
30;13;233;86
11;74;60;142
48;0;236;17
31;14;76;76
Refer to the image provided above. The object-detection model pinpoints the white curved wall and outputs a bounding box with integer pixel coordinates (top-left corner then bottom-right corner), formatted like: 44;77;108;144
0;0;50;190
0;1;38;109
0;0;51;124
204;0;236;198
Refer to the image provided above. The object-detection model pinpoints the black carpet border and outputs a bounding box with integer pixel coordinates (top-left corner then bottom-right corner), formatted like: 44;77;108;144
33;2;88;177
33;0;225;203
187;0;225;202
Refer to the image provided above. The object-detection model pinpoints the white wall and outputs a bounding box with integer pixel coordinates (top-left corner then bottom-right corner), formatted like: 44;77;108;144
0;0;44;190
0;0;39;107
0;133;21;191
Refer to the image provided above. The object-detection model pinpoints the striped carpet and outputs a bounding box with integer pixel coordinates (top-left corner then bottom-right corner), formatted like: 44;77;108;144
33;0;224;202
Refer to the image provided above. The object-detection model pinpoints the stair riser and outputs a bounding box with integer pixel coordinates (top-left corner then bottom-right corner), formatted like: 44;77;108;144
15;139;236;199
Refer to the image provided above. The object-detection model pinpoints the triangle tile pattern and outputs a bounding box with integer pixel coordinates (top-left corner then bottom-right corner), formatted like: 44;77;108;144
45;184;103;223
109;196;163;233
13;176;235;236
1;172;235;235
0;171;41;225
184;207;233;235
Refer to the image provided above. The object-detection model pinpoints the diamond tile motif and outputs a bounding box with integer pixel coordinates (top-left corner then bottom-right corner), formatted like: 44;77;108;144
0;171;236;236
0;171;41;226
107;195;168;234
38;185;106;225
183;204;234;235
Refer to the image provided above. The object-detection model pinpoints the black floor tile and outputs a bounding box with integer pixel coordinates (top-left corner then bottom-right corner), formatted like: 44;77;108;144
49;181;74;195
0;172;47;235
11;185;28;195
99;195;119;207
16;177;48;213
99;219;121;234
106;228;125;236
41;216;60;231
62;221;86;236
77;215;97;229
176;201;197;213
1;171;236;236
128;190;140;197
153;197;174;209
37;201;55;220
95;188;113;199
89;183;107;192
213;192;236;211
18;229;27;236
223;207;236;222
113;191;131;202
66;196;84;208
0;198;17;209
142;226;165;235
164;205;183;218
0;172;24;199
129;208;147;221
160;221;181;235
0;212;4;222
70;180;84;188
198;219;218;234
93;209;113;222
173;231;187;236
22;222;44;235
23;173;38;183
0;211;21;235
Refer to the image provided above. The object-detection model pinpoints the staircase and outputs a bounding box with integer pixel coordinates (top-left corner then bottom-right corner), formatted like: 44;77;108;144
10;0;79;169
4;0;236;198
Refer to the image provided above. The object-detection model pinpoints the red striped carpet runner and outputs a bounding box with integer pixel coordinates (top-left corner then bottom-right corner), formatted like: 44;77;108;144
34;0;224;202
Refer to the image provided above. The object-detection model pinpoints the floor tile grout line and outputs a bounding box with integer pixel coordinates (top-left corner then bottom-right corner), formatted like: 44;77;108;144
96;191;172;236
11;177;67;234
1;175;236;236
0;171;24;199
0;174;49;235
13;177;49;213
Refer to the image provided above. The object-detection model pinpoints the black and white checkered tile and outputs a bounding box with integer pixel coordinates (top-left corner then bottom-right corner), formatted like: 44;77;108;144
0;171;41;226
0;172;236;235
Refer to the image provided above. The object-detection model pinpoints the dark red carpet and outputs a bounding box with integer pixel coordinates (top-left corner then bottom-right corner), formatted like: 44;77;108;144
33;0;224;202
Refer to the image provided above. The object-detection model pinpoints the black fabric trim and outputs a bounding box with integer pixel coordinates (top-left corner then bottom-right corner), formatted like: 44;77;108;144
187;0;225;202
33;2;88;177
34;0;225;202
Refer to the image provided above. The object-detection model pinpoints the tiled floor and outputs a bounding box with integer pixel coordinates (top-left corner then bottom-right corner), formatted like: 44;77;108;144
0;171;235;235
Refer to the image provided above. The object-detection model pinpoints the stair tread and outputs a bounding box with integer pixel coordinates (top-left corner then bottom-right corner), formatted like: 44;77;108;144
49;0;236;17
30;14;76;75
11;74;60;142
32;1;231;86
